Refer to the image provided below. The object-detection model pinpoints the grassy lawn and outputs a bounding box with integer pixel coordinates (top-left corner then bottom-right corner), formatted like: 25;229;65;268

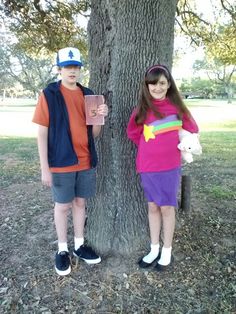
0;98;235;313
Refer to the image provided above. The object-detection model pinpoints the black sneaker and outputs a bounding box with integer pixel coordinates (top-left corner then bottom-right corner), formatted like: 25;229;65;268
73;245;101;264
55;251;71;276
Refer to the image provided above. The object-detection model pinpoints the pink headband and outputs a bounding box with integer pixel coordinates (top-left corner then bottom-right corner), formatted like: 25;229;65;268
146;65;169;76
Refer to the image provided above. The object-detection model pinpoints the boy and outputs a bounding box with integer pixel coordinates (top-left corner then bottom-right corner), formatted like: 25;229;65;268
32;47;108;276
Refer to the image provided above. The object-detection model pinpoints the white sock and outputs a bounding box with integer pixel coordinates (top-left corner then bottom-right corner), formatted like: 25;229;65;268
74;237;84;250
158;247;172;266
58;242;68;253
143;243;160;263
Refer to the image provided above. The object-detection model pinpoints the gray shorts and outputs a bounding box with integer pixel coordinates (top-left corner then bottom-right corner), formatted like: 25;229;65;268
51;168;96;204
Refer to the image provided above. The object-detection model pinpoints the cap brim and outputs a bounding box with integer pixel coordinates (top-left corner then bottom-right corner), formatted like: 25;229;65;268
57;60;83;67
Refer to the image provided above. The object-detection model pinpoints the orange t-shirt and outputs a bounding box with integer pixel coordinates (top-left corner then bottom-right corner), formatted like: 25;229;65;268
32;84;91;172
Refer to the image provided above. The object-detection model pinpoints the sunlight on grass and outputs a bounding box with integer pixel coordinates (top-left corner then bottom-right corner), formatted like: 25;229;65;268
200;121;236;132
206;185;236;200
0;97;36;107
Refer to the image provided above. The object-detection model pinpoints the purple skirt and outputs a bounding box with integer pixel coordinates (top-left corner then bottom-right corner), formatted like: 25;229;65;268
140;167;181;207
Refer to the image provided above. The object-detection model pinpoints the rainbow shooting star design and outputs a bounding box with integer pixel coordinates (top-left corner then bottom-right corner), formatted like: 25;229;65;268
143;114;182;142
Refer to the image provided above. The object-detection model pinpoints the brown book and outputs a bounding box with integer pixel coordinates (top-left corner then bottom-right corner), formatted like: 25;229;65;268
84;95;105;125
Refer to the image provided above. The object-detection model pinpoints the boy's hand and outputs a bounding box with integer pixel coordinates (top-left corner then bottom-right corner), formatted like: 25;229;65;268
41;168;52;187
97;104;108;117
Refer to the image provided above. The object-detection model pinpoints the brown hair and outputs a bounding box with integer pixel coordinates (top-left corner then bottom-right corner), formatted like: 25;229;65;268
135;64;191;124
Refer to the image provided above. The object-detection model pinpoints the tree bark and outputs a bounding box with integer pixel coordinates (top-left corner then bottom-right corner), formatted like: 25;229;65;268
180;175;191;213
87;0;177;255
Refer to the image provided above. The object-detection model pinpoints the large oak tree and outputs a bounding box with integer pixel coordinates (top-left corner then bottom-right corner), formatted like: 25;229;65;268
86;0;177;255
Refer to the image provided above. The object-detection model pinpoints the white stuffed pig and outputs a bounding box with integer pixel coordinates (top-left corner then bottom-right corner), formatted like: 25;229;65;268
178;129;202;163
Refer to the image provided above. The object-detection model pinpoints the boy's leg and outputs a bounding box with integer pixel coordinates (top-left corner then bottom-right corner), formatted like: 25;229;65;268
72;197;86;239
54;202;71;276
72;169;101;264
72;198;101;264
54;202;71;245
51;172;76;276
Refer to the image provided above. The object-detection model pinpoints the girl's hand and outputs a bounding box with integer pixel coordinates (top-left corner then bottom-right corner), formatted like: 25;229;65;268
97;104;108;117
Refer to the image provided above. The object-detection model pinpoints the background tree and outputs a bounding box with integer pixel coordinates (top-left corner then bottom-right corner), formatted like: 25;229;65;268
176;0;236;65
0;0;89;55
0;0;91;94
0;40;57;98
193;59;235;101
180;78;215;99
86;0;177;254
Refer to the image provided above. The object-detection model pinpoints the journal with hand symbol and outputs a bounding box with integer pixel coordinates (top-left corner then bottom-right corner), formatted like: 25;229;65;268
85;95;105;125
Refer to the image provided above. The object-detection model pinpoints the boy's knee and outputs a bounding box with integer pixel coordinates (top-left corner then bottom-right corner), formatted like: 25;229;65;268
54;202;71;212
73;197;86;208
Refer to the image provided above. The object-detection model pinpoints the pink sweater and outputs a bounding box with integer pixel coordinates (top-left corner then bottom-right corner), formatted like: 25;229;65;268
127;98;199;173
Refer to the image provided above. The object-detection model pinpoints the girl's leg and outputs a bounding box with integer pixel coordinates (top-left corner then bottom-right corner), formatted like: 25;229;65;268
158;205;175;266
140;202;162;264
72;197;86;249
160;205;175;247
54;202;71;252
148;202;162;245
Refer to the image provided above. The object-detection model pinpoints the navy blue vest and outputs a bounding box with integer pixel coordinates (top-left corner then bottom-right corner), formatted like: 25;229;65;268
43;81;98;168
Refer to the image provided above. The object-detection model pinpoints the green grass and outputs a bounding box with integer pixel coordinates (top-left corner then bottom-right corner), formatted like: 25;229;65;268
206;185;236;200
201;130;236;155
0;137;39;187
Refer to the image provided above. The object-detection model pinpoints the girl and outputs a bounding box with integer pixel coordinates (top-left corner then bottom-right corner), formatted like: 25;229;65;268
127;64;199;271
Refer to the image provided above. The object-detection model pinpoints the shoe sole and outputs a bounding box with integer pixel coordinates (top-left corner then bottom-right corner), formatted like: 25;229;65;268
73;253;101;264
55;265;71;276
138;252;161;268
154;256;174;272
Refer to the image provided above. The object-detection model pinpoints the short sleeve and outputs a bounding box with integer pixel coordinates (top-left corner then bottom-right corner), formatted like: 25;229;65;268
32;92;49;127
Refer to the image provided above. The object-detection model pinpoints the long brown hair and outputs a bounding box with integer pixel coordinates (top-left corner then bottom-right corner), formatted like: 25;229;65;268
135;64;191;124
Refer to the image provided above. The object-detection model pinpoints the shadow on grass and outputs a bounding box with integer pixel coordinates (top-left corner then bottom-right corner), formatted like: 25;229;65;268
0;137;39;188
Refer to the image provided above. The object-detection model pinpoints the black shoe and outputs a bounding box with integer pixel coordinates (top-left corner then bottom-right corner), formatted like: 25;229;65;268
154;256;174;272
55;251;71;276
138;252;161;268
73;245;101;264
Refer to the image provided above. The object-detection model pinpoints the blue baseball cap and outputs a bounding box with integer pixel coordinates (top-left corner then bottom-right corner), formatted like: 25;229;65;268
56;47;83;67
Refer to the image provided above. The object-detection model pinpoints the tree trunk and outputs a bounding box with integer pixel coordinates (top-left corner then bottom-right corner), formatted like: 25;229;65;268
87;0;177;255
